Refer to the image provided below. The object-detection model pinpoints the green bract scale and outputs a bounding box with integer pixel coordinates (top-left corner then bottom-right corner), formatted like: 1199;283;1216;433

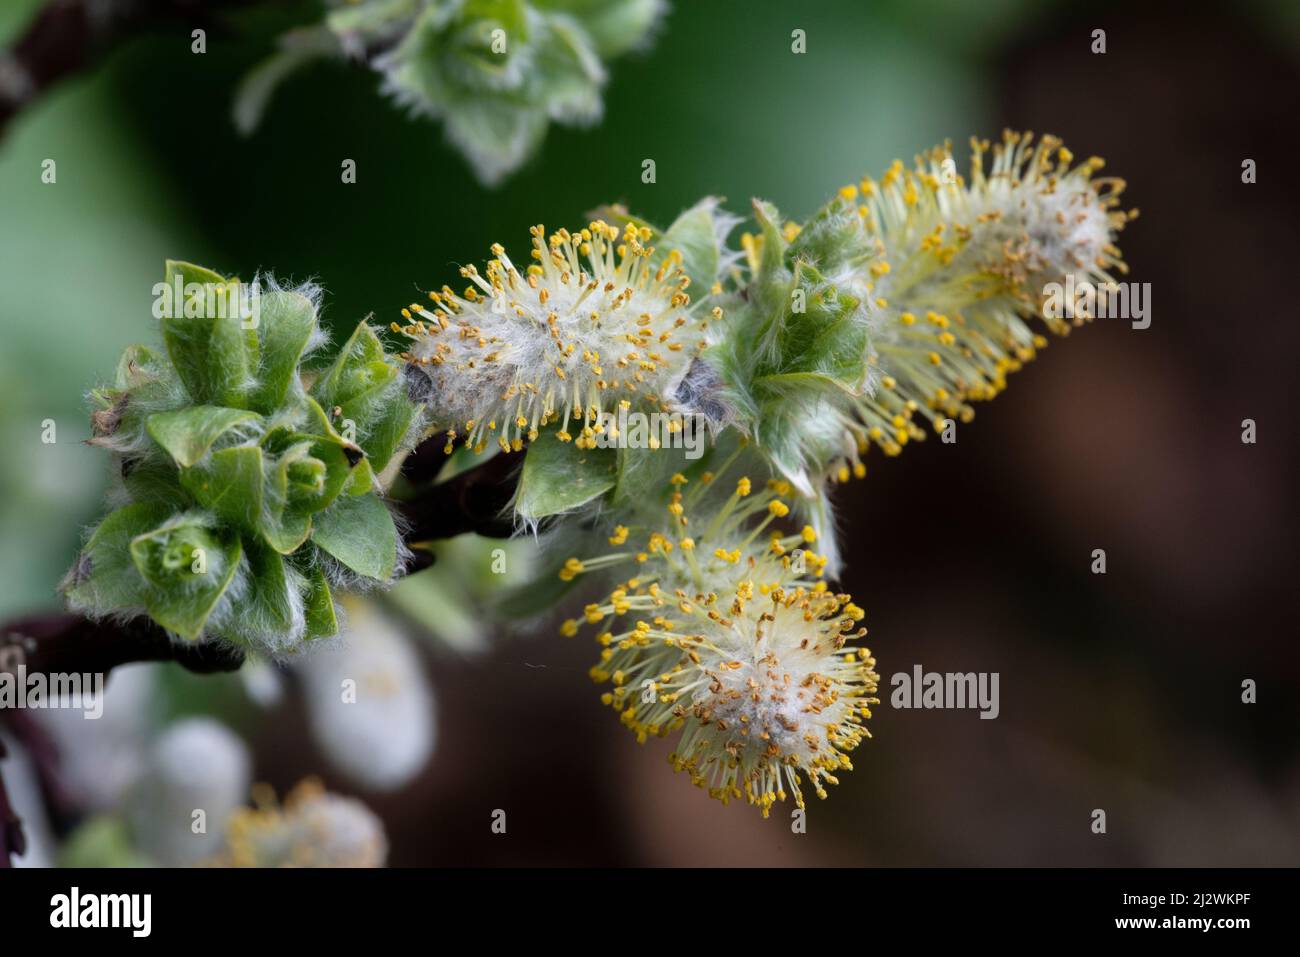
62;261;422;655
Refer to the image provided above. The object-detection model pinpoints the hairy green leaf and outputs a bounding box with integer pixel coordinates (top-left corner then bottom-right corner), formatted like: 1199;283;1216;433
147;406;260;468
311;493;398;581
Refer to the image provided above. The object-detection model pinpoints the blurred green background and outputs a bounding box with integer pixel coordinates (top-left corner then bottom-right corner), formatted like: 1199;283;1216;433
2;0;1298;866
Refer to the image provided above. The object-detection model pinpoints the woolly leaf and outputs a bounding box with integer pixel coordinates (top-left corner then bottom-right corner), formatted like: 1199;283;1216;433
248;289;318;414
556;0;663;58
260;506;312;556
129;516;242;640
762;261;868;391
787;192;871;274
113;344;167;391
660;197;731;295
595;197;732;295
529;13;604;122
344;457;377;496
350;394;416;473
311;321;392;412
62;503;170;613
303;566;338;639
147;406;261;468
515;433;617;519
179;445;265;531
259;442;314;554
749;199;792;317
160;262;257;409
286;440;349;514
311;493;398;581
243;538;297;637
164;259;226;290
311;322;416;471
122;456;190;511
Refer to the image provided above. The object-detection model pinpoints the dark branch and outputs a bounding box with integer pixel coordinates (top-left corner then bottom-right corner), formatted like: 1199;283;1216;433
397;441;521;541
0;0;272;141
0;738;27;868
5;612;245;678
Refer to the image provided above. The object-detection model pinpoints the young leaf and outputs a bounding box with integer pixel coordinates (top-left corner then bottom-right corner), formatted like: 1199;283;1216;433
260;507;312;556
147;406;261;468
113;344;167;391
179;445;265;531
349;395;415;473
311;493;398;581
343;457;377;496
62;503;170;612
310;321;391;412
242;538;298;637
160;262;257;409
248;289;318;414
659;197;733;295
303;565;338;639
129;518;243;640
515;433;617;519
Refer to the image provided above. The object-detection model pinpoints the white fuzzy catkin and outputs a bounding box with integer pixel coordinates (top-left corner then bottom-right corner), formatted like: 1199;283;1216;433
33;662;158;812
126;718;252;866
561;471;878;817
398;219;722;455
297;596;435;791
220;778;388;867
802;132;1133;475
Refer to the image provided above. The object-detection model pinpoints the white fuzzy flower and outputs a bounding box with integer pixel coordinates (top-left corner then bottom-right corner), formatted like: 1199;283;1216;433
34;662;157;812
397;219;719;454
781;131;1134;474
561;470;878;816
127;718;252;866
220;778;388;868
297;596;435;791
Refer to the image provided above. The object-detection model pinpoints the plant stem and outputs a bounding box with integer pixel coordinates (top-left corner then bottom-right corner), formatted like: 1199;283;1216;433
0;739;26;868
0;0;279;142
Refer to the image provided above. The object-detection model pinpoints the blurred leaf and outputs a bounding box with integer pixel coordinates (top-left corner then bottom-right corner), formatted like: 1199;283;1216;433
58;816;153;868
233;27;342;136
387;566;484;652
551;0;664;58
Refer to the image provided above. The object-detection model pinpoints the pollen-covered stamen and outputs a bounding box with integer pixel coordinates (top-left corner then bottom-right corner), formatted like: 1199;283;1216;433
397;220;719;454
559;472;877;817
807;131;1135;473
